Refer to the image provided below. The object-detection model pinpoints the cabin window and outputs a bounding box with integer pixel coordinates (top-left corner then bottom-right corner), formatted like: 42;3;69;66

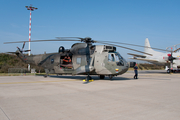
51;59;54;64
77;58;81;64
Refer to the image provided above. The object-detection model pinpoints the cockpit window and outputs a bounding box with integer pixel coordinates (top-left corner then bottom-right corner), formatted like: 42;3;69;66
108;54;115;61
115;54;120;61
115;53;123;60
109;53;123;61
108;52;124;66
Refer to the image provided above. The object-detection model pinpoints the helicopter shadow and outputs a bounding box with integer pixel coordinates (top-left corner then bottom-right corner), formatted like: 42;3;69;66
138;70;180;74
128;70;168;74
138;70;167;74
48;75;131;81
49;75;85;80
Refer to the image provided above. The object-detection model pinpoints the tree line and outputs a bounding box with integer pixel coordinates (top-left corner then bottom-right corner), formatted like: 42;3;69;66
0;53;44;73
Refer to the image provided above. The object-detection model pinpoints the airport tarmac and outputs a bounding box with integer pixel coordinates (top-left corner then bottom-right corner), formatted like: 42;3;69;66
0;70;180;120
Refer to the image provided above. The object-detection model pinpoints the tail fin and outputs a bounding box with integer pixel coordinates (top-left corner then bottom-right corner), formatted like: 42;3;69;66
144;38;155;55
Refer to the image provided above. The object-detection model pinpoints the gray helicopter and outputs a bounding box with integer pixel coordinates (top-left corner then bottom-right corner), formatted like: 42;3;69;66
5;37;143;82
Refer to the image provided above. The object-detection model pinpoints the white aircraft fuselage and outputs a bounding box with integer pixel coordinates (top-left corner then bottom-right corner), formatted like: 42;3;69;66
128;38;180;70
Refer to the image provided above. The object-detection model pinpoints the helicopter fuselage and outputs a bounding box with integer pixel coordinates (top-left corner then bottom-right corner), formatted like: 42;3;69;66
16;43;129;77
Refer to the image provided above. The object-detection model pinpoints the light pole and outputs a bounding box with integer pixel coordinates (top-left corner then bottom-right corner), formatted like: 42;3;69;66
25;5;38;71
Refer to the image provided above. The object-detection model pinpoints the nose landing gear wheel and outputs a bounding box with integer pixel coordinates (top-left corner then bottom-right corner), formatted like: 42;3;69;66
109;75;113;80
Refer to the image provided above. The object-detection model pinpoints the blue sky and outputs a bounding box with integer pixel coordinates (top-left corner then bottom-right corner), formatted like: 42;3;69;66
0;0;180;60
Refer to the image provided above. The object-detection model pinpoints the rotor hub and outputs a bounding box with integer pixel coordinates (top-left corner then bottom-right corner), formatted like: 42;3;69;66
81;37;94;43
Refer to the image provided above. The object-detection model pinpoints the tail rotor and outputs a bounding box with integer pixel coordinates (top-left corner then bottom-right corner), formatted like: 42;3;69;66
17;42;31;53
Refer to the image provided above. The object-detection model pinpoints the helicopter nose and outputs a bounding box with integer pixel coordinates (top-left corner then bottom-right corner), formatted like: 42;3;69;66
122;61;129;73
125;62;129;68
124;63;129;70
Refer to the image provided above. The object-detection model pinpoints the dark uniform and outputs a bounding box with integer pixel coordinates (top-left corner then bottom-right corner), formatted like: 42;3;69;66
134;65;138;79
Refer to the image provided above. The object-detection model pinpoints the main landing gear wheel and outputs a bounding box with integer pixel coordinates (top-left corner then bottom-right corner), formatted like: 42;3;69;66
44;74;48;78
100;75;105;79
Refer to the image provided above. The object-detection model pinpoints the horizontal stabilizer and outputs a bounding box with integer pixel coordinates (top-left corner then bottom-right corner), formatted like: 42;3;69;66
174;57;180;60
128;53;146;58
163;56;180;61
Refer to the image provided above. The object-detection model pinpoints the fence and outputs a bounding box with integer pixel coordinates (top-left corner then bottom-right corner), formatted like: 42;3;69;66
8;68;35;75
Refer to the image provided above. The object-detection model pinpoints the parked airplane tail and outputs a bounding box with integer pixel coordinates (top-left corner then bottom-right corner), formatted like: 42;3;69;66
144;38;155;54
144;38;163;56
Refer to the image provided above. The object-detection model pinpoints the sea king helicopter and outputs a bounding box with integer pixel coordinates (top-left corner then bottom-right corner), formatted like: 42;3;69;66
4;37;168;82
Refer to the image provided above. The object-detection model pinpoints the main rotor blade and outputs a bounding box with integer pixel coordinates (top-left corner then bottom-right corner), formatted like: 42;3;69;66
56;37;82;39
4;39;81;44
99;42;153;56
23;50;31;52
98;41;171;52
174;48;180;52
22;42;26;49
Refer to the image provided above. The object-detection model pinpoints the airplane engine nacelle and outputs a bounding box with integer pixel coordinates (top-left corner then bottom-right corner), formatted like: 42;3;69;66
59;46;65;53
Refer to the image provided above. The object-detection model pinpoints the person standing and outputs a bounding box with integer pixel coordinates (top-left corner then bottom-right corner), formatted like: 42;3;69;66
134;64;138;79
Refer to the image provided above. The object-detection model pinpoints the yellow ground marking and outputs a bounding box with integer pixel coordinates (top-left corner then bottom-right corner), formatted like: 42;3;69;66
89;79;94;82
0;80;81;85
83;79;94;82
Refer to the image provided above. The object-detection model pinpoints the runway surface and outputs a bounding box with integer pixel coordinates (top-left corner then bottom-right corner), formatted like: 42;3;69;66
0;70;180;120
